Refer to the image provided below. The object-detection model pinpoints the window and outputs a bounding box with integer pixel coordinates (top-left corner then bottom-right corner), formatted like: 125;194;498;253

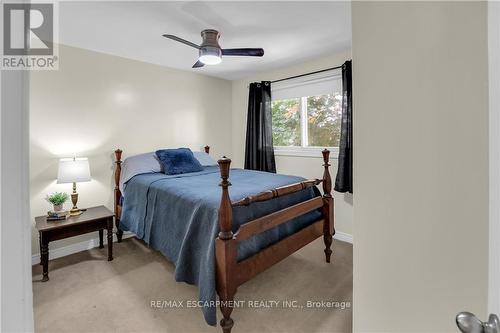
271;70;342;157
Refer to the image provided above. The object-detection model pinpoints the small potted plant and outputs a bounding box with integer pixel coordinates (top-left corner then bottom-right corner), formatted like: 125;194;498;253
45;192;69;212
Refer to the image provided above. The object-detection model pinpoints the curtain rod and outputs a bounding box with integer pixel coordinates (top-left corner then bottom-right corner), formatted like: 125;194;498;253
270;64;343;84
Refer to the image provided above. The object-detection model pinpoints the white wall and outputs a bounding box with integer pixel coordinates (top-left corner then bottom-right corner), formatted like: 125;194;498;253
352;2;489;332
231;51;353;237
30;45;232;254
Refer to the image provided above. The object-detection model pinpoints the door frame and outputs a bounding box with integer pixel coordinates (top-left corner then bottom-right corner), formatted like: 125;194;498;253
0;0;33;326
488;0;500;316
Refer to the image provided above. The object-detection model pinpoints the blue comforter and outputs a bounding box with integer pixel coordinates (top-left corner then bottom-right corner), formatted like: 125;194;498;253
120;166;321;325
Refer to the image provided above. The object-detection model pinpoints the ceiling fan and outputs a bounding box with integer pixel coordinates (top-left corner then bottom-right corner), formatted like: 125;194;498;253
162;29;264;68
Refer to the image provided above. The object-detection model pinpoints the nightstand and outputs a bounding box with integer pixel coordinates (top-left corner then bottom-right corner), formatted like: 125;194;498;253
34;205;114;282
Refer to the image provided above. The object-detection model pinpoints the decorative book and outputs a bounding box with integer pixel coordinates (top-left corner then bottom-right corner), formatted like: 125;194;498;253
46;210;69;221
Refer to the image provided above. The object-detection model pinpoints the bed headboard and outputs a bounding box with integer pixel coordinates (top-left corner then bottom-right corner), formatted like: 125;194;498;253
113;146;211;220
114;149;123;219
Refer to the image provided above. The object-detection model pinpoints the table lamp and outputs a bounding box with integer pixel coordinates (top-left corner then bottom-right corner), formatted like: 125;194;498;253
57;157;91;216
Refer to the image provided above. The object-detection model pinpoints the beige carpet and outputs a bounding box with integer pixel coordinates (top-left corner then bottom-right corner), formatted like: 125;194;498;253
33;237;352;333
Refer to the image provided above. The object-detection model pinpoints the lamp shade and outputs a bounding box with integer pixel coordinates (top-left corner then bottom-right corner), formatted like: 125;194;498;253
57;157;91;184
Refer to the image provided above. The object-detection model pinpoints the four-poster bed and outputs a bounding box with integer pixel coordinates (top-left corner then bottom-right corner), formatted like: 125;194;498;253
113;146;334;333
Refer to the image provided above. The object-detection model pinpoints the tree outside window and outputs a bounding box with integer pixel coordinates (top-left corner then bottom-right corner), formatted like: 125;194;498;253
272;92;342;148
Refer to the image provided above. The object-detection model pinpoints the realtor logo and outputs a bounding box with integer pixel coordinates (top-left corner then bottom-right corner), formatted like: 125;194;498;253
2;3;58;69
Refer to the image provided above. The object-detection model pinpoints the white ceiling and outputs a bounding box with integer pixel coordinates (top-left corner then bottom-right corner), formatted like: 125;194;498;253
59;1;352;80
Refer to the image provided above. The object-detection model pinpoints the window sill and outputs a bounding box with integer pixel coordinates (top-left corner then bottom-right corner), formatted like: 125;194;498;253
274;146;339;158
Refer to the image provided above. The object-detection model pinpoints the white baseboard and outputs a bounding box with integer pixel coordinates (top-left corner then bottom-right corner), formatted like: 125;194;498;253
31;232;134;266
334;231;353;244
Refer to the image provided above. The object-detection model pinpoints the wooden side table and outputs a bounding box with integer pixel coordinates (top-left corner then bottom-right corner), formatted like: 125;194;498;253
34;205;114;282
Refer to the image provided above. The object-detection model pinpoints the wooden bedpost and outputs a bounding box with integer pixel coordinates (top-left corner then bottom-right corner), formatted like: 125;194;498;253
205;145;210;154
322;149;334;263
114;149;123;243
216;156;237;333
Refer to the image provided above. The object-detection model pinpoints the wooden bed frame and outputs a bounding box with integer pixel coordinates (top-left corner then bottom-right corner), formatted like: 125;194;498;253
113;146;334;333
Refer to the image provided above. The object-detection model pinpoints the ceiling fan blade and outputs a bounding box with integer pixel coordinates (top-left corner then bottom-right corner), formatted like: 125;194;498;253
192;60;205;68
162;34;200;49
221;48;264;57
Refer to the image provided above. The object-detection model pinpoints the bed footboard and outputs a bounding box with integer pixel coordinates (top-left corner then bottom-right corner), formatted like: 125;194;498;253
215;149;334;333
321;149;334;262
215;157;237;333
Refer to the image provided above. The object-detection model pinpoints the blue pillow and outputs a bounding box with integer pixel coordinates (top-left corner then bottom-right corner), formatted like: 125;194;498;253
155;148;203;175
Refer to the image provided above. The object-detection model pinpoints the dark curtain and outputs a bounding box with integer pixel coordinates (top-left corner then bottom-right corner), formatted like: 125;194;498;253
244;81;276;173
335;61;353;193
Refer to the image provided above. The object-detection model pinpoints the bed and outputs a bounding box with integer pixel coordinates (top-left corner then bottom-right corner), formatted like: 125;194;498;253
113;146;334;333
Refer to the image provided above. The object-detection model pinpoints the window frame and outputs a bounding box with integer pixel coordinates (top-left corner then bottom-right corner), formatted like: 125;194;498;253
271;71;342;158
273;145;339;158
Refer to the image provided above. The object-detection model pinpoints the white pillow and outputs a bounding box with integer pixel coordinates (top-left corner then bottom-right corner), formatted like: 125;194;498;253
193;151;218;166
119;152;161;193
119;150;218;194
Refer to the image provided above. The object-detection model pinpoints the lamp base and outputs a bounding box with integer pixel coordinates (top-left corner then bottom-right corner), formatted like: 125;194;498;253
69;208;83;216
70;185;83;216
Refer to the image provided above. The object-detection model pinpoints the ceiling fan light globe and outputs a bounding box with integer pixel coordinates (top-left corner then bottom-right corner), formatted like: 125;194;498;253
199;54;222;65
